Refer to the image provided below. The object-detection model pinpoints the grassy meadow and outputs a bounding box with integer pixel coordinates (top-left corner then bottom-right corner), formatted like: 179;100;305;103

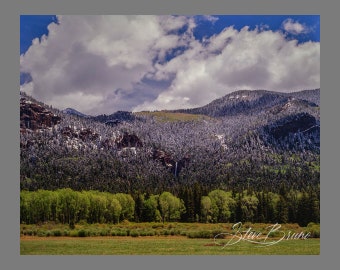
20;222;320;255
21;235;320;255
134;111;213;122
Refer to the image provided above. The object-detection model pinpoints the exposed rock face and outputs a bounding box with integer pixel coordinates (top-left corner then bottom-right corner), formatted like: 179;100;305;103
152;149;174;168
61;126;99;142
115;132;143;148
152;149;190;176
100;138;116;149
79;128;99;141
61;126;76;137
20;98;61;131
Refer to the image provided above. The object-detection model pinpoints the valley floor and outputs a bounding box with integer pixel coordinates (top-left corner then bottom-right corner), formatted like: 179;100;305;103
20;235;320;255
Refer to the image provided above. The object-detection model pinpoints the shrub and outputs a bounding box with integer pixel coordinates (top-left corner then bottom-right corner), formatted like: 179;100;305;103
52;230;62;237
307;223;320;238
187;231;196;238
37;230;46;237
88;229;98;236
69;230;79;237
212;230;224;239
199;231;213;238
267;230;281;238
100;229;109;236
309;228;320;238
121;219;130;225
117;230;127;236
78;229;87;237
187;231;212;239
152;223;164;229
130;230;139;237
139;231;148;237
63;230;70;236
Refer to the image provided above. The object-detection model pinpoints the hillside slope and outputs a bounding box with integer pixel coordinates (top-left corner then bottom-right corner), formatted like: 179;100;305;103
20;89;320;194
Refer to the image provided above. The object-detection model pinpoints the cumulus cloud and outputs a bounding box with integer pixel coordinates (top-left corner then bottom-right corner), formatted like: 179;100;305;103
134;25;320;111
282;18;310;35
200;15;219;24
20;15;320;115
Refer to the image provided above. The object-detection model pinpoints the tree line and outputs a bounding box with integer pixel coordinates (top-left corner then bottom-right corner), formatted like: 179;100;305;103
20;186;319;227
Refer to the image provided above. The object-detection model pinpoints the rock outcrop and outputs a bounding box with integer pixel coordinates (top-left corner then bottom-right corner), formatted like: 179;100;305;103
115;132;143;148
20;97;61;131
152;149;190;176
61;126;99;142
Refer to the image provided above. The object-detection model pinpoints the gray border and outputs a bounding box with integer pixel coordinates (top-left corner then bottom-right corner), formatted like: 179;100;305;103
1;0;337;269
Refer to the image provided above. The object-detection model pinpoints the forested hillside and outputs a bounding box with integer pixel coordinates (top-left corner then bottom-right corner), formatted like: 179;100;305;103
20;89;320;224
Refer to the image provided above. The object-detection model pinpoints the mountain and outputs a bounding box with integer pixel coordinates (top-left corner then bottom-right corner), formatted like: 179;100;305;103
62;108;89;118
289;89;320;106
20;89;320;195
173;89;320;117
92;111;136;126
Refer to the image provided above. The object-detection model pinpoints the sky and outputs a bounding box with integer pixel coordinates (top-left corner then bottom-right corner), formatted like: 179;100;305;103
20;15;320;115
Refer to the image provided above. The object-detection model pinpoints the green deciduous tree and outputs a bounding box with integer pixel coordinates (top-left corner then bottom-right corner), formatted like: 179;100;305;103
208;189;235;223
200;196;212;223
159;192;185;222
142;194;161;222
104;193;122;223
56;188;82;227
114;193;135;221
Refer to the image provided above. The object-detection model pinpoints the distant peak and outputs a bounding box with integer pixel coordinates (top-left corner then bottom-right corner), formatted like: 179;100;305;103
62;108;89;117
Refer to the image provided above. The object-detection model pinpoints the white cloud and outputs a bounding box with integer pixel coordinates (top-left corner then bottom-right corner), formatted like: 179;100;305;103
20;16;320;115
201;15;219;24
20;15;185;114
134;25;319;111
159;15;188;33
282;18;310;35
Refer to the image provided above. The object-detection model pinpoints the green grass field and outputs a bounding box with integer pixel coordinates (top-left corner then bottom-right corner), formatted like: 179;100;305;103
20;222;320;255
20;235;319;255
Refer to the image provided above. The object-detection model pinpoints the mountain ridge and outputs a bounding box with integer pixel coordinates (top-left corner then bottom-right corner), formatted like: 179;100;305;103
171;88;320;118
20;88;320;194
